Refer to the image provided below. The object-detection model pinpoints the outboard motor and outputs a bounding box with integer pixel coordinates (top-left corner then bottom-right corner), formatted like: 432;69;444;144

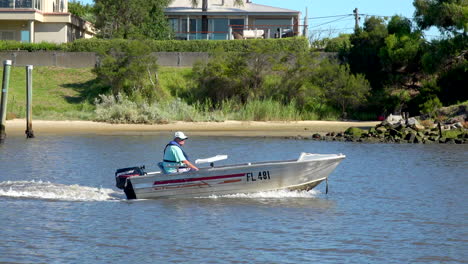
115;166;146;199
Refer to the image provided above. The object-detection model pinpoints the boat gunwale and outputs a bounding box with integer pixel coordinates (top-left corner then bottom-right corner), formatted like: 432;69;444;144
131;154;346;181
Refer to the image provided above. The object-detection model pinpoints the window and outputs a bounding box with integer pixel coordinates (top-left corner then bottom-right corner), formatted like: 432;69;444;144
181;19;196;33
0;31;15;40
169;18;179;32
229;19;244;34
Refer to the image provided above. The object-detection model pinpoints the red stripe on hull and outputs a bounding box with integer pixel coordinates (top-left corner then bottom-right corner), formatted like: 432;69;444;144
154;173;245;186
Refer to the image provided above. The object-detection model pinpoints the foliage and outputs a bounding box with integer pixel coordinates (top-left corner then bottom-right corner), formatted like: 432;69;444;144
65;37;310;53
94;94;311;123
191;50;274;104
387;16;413;36
421;34;467;73
0;40;63;51
414;0;468;35
0;38;310;53
419;96;443;117
94;0;172;40
68;0;95;23
269;53;371;118
92;40;165;101
436;60;468;105
311;60;371;118
324;34;352;53
346;17;389;90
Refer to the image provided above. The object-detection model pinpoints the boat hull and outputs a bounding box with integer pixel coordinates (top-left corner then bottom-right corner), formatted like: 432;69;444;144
126;153;345;199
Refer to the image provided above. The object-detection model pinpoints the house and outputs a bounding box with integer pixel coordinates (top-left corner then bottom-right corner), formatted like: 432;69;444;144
166;0;301;40
0;0;94;43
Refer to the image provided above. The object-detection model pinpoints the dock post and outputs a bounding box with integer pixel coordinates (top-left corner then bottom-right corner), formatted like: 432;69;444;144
25;65;34;138
0;60;12;144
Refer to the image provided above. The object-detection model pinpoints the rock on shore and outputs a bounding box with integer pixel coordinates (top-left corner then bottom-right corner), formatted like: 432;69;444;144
309;114;467;144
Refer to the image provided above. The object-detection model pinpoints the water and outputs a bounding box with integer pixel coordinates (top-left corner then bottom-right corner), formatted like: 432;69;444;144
0;134;467;263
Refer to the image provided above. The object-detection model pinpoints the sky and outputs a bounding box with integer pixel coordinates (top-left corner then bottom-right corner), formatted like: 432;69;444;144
79;0;440;38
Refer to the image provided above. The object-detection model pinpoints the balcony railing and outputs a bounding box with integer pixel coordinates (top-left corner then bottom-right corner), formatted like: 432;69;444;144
0;0;42;10
173;25;298;40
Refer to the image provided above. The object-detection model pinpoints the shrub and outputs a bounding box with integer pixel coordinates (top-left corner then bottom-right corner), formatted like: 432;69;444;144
93;40;163;101
420;97;443;118
1;38;310;53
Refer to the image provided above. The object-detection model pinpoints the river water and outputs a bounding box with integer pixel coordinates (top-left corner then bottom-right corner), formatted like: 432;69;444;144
0;134;467;263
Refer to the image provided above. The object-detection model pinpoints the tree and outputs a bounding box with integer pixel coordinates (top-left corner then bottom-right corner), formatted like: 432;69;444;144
189;0;243;33
413;0;468;35
346;17;388;90
93;41;164;101
69;0;95;23
191;49;274;104
311;60;371;118
413;0;467;106
387;15;412;36
94;0;172;39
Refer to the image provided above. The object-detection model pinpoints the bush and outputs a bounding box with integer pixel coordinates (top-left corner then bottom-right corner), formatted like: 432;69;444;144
0;40;63;51
94;94;227;124
420;97;443;118
93;40;163;101
1;38;310;53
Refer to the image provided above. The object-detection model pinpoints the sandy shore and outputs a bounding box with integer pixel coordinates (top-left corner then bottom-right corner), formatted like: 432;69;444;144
5;119;379;137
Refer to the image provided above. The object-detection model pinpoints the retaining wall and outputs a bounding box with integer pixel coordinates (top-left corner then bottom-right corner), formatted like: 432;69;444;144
0;51;210;68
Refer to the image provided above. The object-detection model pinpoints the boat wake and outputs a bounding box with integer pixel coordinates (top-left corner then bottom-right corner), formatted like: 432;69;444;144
0;180;121;202
203;189;321;199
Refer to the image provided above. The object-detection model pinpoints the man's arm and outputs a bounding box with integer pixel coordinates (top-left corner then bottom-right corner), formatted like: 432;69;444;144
182;160;199;171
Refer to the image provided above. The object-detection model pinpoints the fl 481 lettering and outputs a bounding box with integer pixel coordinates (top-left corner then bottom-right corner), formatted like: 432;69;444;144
246;171;271;182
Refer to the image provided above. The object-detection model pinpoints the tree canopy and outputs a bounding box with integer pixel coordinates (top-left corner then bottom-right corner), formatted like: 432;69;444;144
413;0;468;35
94;0;172;39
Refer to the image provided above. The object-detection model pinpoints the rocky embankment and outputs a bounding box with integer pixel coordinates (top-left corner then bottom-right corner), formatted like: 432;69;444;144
309;113;467;144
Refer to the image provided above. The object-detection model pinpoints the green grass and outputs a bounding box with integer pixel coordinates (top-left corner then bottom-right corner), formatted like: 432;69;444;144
0;66;340;122
2;66;97;120
0;66;193;120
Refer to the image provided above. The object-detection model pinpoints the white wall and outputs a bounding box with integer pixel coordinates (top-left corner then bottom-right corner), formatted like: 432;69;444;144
35;22;67;43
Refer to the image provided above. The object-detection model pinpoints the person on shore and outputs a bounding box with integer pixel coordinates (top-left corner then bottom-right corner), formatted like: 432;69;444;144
161;131;199;173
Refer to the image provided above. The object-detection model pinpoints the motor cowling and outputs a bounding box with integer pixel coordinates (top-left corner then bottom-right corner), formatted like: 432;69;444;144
115;166;145;189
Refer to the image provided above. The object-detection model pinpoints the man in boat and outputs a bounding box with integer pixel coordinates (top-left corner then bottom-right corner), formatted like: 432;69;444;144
161;131;199;173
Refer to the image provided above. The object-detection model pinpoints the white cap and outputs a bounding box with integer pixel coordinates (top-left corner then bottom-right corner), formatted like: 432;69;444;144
174;131;188;140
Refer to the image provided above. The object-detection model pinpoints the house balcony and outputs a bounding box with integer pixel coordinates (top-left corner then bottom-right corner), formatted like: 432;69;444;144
173;25;298;40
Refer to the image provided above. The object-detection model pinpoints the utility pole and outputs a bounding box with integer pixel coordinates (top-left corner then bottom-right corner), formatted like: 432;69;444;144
353;8;359;30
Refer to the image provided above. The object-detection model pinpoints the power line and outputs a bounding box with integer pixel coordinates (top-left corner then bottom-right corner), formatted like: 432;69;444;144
307;14;353;20
310;16;353;28
310;27;355;32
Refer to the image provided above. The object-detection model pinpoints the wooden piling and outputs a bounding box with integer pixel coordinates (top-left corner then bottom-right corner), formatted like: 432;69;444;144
0;60;12;144
25;65;34;138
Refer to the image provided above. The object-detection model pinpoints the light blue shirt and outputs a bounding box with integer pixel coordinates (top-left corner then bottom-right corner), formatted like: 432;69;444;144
162;145;187;173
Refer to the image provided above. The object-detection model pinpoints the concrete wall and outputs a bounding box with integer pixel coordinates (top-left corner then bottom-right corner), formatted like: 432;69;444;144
0;52;334;68
0;52;211;67
0;51;98;68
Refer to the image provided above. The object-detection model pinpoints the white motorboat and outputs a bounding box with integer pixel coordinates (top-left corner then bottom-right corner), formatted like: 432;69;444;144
115;153;345;199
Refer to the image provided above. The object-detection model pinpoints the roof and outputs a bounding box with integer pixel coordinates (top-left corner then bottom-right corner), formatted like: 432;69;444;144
166;0;300;16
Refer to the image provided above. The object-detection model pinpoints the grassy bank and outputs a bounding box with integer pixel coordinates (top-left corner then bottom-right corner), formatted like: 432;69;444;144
3;67;96;120
1;66;328;122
